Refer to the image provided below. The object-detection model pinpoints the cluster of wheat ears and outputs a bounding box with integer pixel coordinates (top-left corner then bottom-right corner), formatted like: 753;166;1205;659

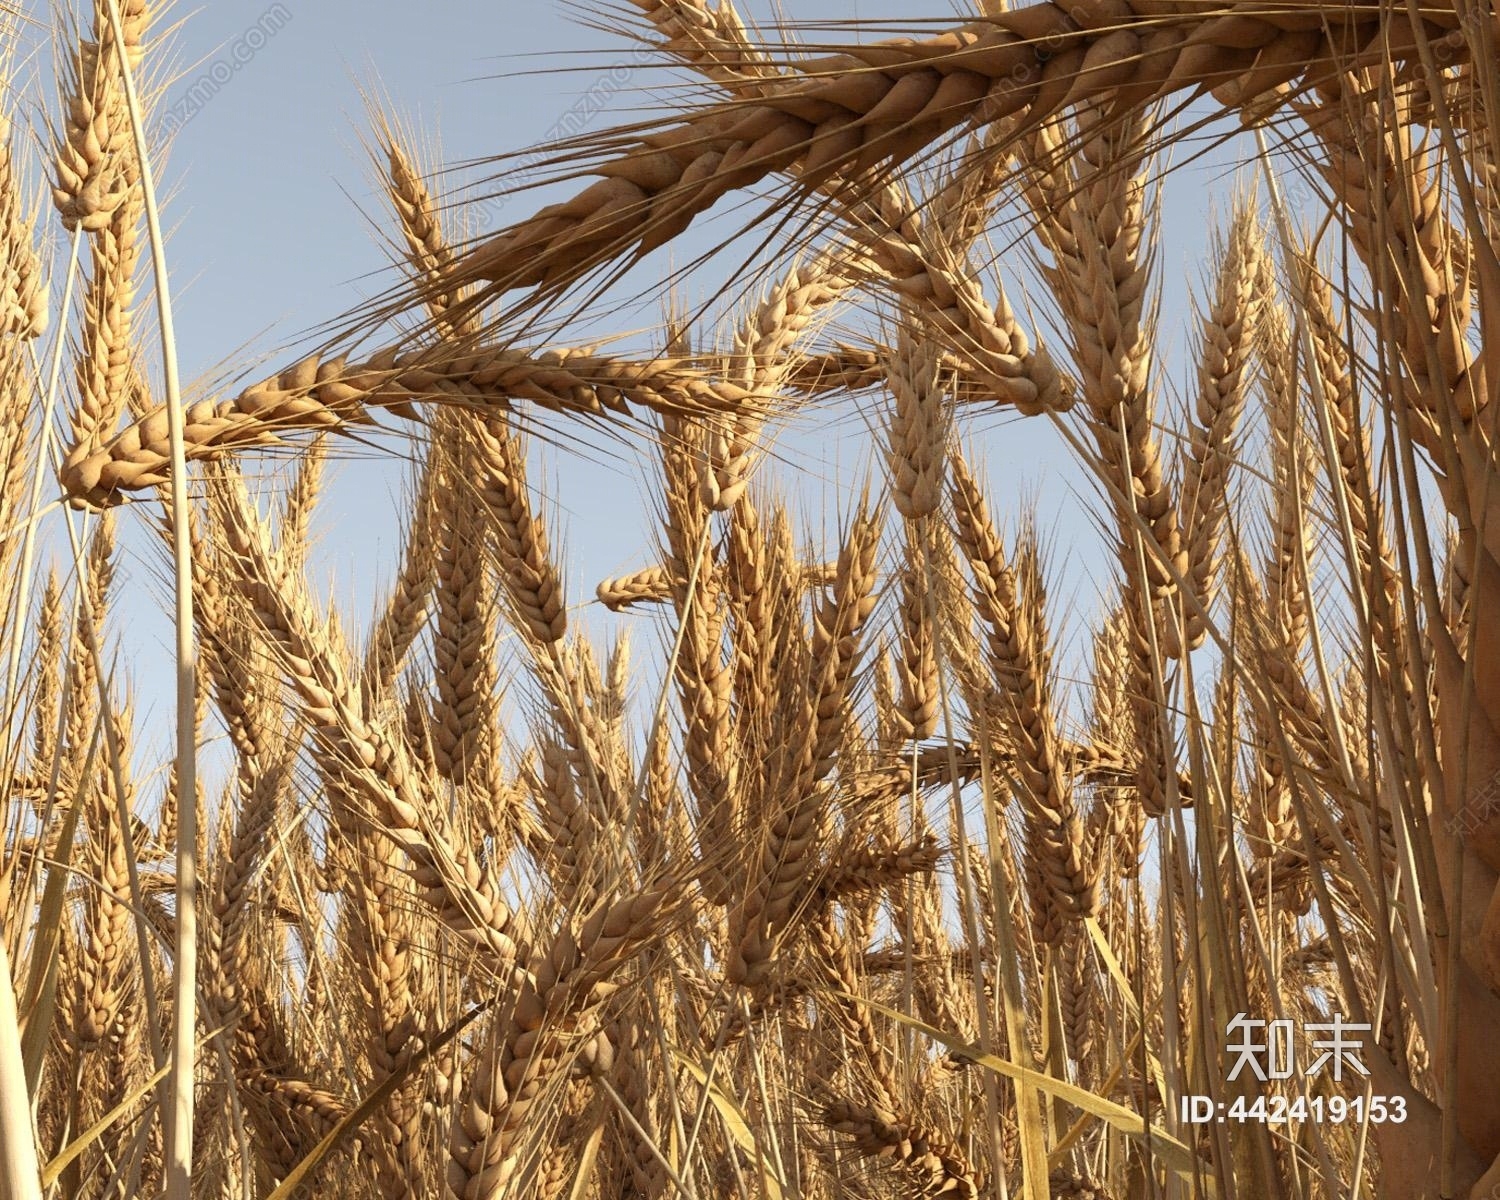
0;0;1498;1196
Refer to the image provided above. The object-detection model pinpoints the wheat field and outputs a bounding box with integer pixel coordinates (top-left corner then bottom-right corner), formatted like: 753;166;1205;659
1;0;1499;1196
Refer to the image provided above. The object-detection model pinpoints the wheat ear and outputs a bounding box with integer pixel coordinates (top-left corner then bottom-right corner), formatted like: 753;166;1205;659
212;472;523;970
0;100;46;339
1180;204;1262;652
949;451;1099;942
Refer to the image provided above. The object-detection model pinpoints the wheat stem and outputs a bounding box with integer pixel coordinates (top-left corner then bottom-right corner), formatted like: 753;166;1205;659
0;938;41;1200
98;2;195;1191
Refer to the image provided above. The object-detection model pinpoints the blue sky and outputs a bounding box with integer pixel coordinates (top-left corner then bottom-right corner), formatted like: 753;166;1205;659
16;1;1248;762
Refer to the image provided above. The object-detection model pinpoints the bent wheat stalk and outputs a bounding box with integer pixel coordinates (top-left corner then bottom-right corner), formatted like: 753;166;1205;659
59;5;1497;501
